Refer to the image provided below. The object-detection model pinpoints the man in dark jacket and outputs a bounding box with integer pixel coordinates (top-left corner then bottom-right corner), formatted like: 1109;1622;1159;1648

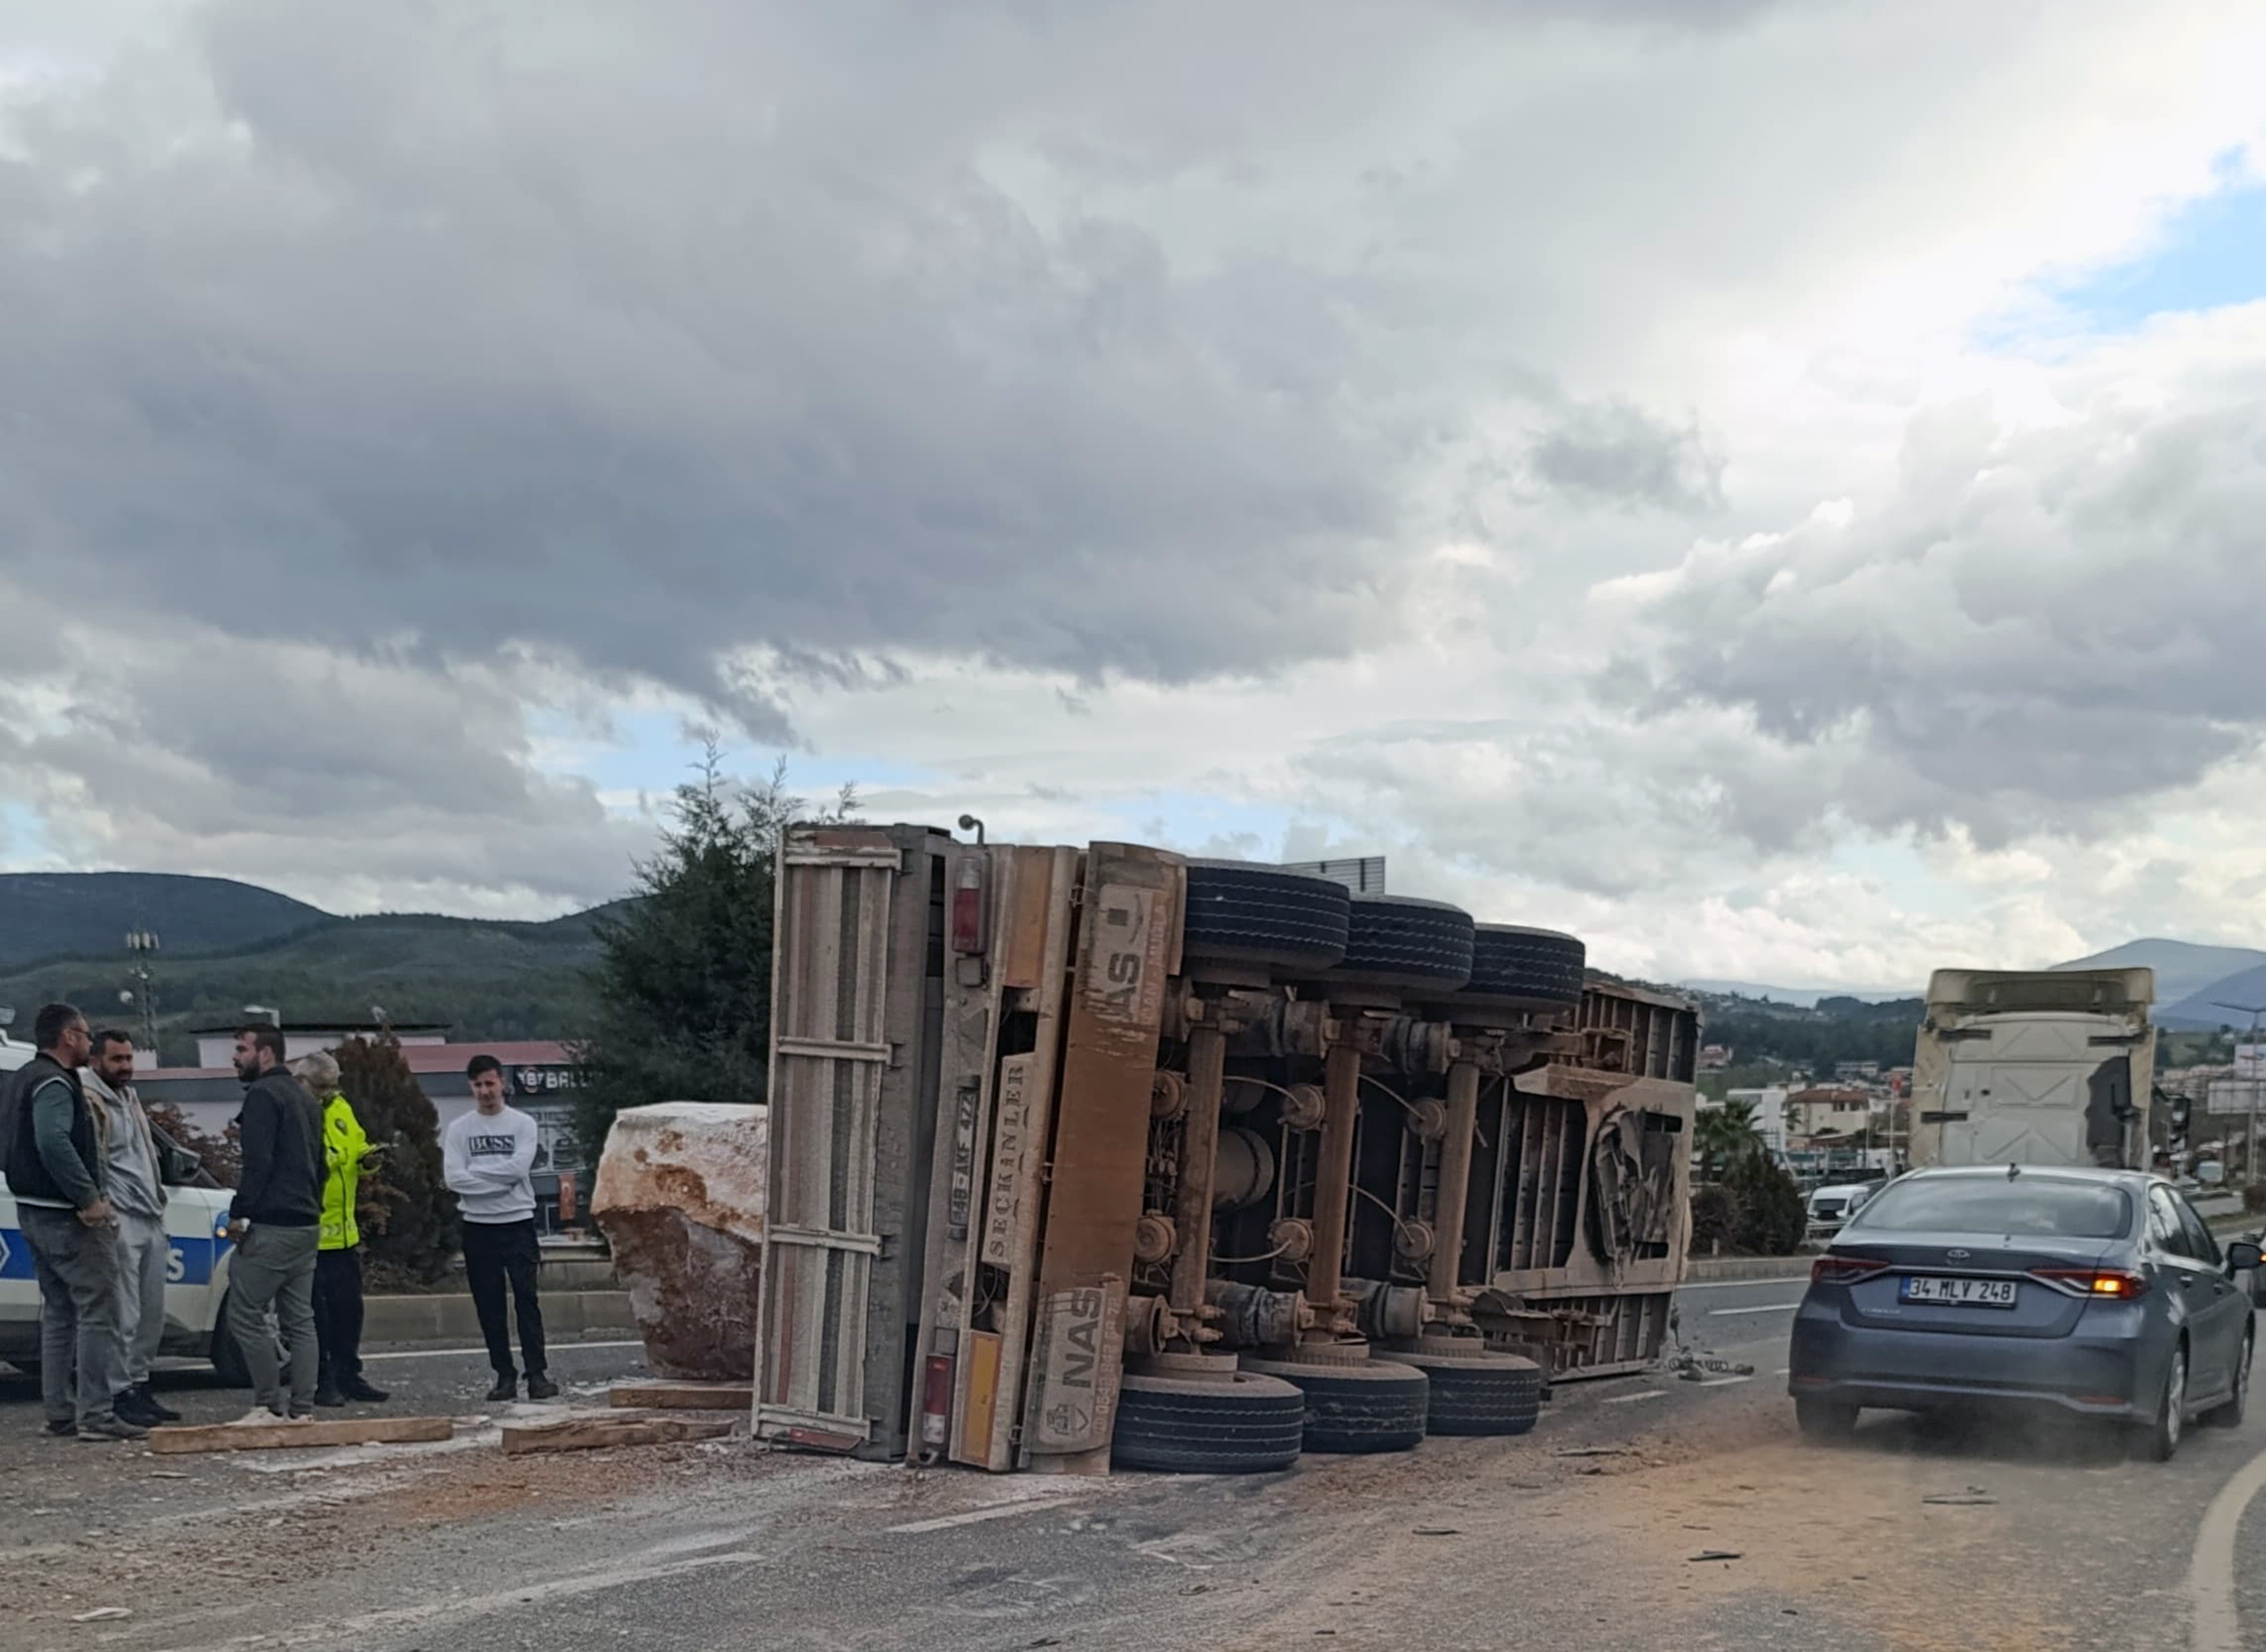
224;1023;325;1422
0;1002;143;1441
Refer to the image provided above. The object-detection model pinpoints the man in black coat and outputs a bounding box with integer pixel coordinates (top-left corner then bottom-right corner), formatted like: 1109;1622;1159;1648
223;1023;325;1423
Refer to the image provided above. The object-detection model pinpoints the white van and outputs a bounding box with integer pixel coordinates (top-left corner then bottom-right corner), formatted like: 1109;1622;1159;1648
1;1175;248;1382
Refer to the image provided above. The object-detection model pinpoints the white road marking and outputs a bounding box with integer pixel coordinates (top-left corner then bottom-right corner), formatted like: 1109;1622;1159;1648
1678;1276;1810;1292
360;1340;646;1362
2187;1437;2266;1651
1603;1389;1667;1404
147;1545;768;1650
1708;1302;1802;1316
1689;1375;1754;1388
886;1494;1084;1535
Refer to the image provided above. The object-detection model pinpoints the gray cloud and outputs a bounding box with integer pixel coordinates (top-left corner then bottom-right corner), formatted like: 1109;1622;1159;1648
0;581;649;911
0;0;1835;743
1;0;1417;731
1527;400;1724;514
1606;368;2266;843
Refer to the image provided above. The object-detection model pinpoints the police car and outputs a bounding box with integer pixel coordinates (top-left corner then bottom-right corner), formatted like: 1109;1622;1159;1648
0;1036;253;1382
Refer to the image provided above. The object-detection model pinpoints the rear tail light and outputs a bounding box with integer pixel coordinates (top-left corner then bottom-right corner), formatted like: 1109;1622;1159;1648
2028;1267;2149;1300
951;856;988;955
919;1354;955;1455
1811;1256;1891;1287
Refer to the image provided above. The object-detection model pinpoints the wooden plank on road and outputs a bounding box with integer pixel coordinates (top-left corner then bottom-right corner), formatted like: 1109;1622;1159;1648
150;1416;456;1454
609;1382;755;1410
502;1416;736;1454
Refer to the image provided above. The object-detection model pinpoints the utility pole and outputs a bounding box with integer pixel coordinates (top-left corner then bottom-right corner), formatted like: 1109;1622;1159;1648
124;930;161;1058
2213;1001;2266;1184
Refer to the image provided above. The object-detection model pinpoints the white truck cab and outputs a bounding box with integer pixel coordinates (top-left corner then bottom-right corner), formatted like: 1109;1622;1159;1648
1908;967;2155;1171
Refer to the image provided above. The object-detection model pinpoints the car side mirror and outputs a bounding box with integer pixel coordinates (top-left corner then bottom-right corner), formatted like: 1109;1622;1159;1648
2227;1241;2263;1272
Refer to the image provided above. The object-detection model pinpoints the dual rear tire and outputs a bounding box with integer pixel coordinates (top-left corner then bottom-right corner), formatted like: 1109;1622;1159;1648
1110;1369;1306;1474
1239;1354;1432;1454
1399;1345;1543;1437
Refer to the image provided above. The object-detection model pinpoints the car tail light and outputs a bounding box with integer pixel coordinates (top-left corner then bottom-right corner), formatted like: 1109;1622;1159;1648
919;1354;955;1454
951;855;987;955
1811;1255;1891;1286
2028;1267;2149;1300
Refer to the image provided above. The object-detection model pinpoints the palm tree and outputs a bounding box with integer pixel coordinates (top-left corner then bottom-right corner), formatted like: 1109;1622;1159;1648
1696;1096;1764;1180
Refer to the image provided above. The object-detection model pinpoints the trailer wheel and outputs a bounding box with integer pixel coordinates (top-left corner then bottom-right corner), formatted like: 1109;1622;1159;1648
1464;925;1587;1008
1398;1346;1543;1436
1240;1354;1431;1453
1328;896;1475;994
1110;1370;1307;1474
1180;861;1352;973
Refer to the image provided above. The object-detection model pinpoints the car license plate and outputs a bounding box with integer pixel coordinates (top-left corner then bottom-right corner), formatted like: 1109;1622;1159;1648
1900;1276;2018;1308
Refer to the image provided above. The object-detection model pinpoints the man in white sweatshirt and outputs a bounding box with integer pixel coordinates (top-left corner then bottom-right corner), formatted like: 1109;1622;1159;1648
442;1056;555;1401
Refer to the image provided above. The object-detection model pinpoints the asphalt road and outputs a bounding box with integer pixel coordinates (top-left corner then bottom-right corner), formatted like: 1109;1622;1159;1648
2;1290;2264;1650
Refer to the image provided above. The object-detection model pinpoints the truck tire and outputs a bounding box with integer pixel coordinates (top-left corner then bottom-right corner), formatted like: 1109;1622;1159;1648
1328;896;1475;994
1398;1346;1543;1436
1240;1354;1431;1453
1110;1369;1307;1474
1464;925;1587;1007
1181;861;1351;973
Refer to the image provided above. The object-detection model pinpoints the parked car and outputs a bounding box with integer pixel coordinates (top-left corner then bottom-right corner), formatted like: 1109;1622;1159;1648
1805;1180;1881;1239
1;1174;253;1383
1788;1164;2259;1460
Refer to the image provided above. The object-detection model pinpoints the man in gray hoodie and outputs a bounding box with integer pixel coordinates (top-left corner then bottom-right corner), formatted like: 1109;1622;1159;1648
85;1029;204;1428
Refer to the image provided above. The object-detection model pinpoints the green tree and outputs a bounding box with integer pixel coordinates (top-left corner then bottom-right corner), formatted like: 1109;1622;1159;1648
1726;1150;1808;1256
336;1032;460;1286
574;750;853;1154
1695;1096;1764;1179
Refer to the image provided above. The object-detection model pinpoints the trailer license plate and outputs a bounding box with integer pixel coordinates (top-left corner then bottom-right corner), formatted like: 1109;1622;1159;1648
1901;1276;2018;1308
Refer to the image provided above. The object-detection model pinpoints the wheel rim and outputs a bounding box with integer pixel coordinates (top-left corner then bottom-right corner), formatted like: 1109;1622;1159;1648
2167;1351;2187;1449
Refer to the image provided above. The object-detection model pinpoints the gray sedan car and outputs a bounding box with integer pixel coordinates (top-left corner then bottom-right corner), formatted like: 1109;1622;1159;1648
1788;1165;2261;1459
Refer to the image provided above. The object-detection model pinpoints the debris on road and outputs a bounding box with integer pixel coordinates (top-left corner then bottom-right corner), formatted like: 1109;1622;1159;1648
149;1416;456;1454
1671;1353;1756;1382
1555;1446;1635;1458
1922;1487;1997;1506
593;1100;767;1382
70;1607;133;1622
500;1414;738;1455
1687;1550;1742;1563
1411;1527;1461;1536
609;1380;755;1411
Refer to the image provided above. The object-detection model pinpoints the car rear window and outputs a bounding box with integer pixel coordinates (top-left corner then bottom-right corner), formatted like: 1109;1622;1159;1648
1849;1178;2131;1239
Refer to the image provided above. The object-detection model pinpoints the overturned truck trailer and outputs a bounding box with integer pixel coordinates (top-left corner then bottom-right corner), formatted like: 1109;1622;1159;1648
1468;979;1698;1382
755;824;1697;1469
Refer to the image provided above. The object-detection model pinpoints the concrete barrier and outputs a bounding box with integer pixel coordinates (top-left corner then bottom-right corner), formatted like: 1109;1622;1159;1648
1683;1256;1810;1283
364;1290;637;1344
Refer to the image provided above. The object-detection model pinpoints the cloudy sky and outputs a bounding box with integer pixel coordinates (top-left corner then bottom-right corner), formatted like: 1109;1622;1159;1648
4;0;2265;990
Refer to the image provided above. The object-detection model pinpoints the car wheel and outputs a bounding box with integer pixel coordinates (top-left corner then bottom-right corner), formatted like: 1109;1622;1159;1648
1794;1397;1858;1442
1109;1369;1307;1474
2135;1345;2187;1462
2207;1334;2251;1429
